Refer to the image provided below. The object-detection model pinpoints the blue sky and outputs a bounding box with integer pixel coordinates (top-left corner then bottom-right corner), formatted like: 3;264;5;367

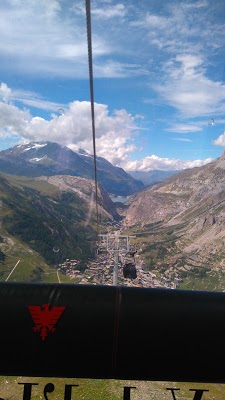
1;0;225;171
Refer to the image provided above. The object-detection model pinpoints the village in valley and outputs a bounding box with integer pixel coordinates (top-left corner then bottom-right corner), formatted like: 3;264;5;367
57;242;179;289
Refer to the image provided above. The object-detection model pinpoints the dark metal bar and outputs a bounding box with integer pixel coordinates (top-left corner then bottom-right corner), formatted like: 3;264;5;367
0;282;224;383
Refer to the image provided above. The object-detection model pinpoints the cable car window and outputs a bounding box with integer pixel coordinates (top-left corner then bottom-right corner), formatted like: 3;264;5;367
1;0;225;396
0;0;225;291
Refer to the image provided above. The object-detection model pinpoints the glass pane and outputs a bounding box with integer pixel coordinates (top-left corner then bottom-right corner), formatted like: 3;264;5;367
1;0;225;395
1;1;225;290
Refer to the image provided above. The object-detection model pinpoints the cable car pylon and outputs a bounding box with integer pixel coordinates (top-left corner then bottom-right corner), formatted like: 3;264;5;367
98;232;137;285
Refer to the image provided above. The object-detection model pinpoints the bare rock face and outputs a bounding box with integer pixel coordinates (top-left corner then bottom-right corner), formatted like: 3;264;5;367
125;153;225;227
36;175;119;220
124;153;225;271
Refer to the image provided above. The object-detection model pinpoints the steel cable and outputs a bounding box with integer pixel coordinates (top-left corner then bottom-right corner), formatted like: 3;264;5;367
85;0;99;226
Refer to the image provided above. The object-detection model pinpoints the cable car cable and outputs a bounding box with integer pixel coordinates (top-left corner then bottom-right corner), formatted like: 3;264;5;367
85;0;99;226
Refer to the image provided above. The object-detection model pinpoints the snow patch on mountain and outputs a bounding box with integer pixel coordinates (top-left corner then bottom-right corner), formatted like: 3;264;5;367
29;156;47;162
22;143;47;152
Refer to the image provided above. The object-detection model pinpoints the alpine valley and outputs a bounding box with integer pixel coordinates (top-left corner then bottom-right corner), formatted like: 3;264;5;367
0;141;137;283
1;141;225;291
0;170;119;283
124;151;225;291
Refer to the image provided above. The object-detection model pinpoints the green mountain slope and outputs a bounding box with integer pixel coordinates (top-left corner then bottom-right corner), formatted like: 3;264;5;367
0;173;115;282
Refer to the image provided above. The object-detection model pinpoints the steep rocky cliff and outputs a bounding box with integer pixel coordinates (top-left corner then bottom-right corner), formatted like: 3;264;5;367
36;175;119;220
125;152;225;227
124;152;225;283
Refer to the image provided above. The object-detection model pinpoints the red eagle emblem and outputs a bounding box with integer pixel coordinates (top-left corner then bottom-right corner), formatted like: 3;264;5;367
28;304;65;341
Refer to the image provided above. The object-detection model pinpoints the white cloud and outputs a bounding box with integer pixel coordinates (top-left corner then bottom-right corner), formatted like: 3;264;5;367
0;82;216;172
166;123;203;133
213;131;225;146
2;0;223;84
214;119;225;124
72;1;127;19
137;0;224;56
153;54;225;118
0;1;142;79
0;0;112;78
0;90;140;163
93;60;146;78
0;83;65;112
184;0;208;8
124;154;213;172
129;1;225;119
18;98;65;112
92;3;126;19
0;83;12;102
0;102;31;137
171;138;192;142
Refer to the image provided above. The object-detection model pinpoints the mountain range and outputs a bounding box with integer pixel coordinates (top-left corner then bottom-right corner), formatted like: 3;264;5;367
128;169;180;186
0;142;144;196
0;170;120;281
125;153;225;226
2;140;225;290
124;152;225;290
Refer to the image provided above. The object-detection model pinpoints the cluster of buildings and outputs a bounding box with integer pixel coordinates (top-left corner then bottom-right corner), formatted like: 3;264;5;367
58;254;177;288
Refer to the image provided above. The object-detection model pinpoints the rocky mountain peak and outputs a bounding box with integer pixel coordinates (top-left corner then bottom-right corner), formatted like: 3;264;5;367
0;141;144;196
